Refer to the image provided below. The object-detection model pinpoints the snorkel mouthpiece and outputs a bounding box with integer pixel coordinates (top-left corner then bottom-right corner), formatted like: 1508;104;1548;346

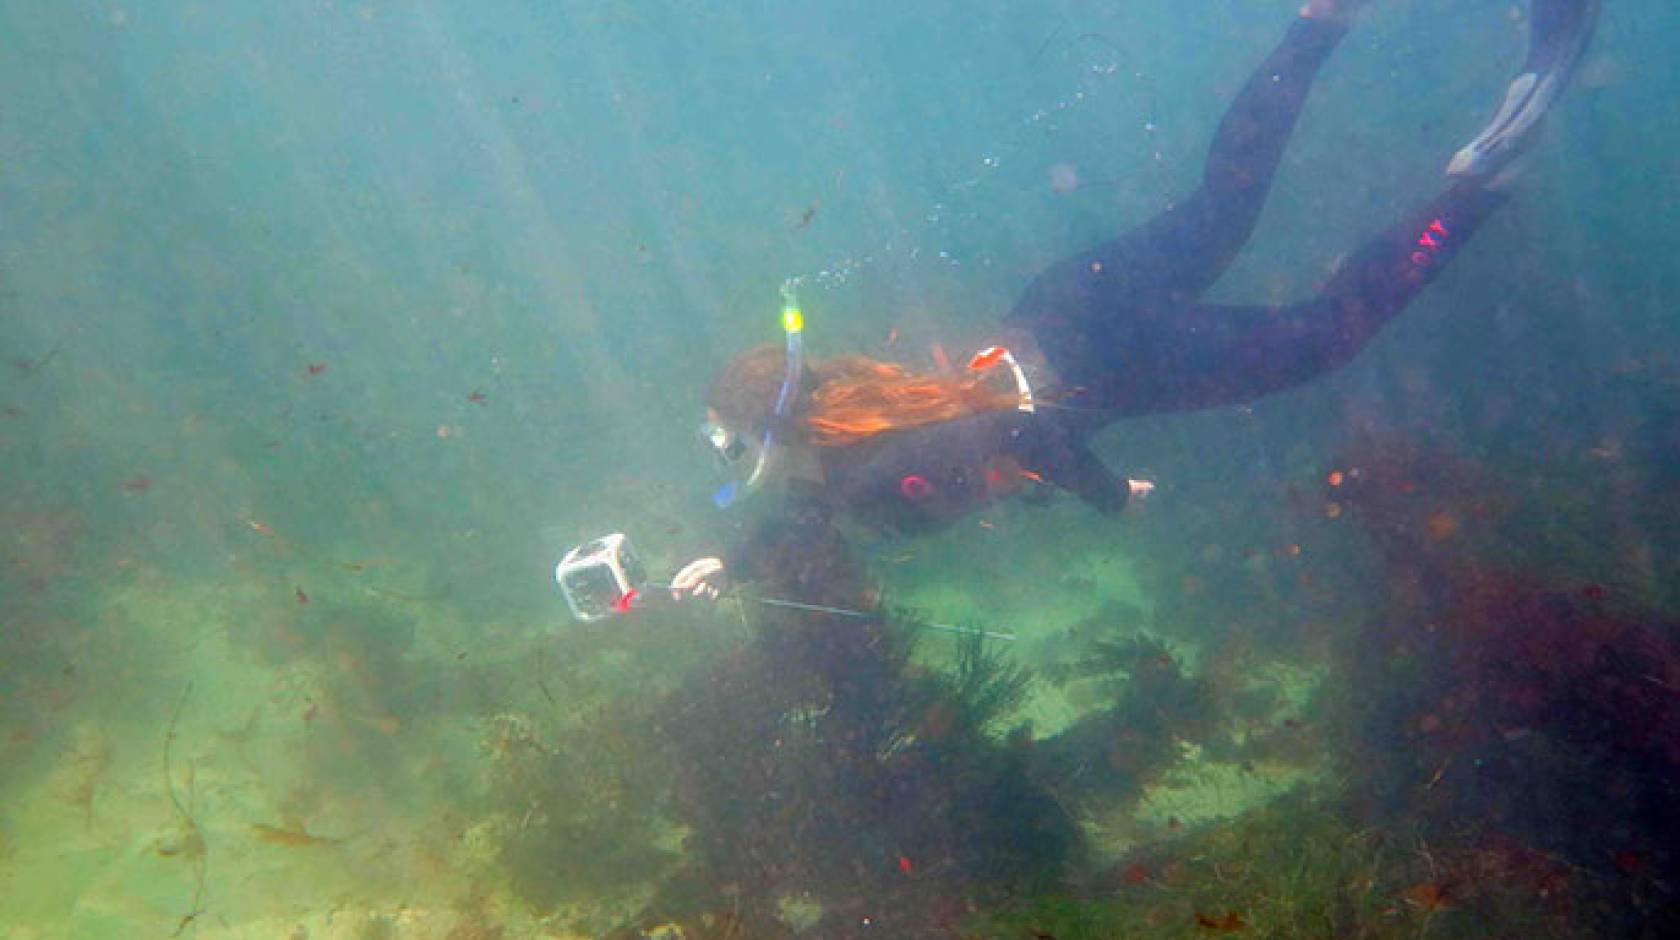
711;283;806;509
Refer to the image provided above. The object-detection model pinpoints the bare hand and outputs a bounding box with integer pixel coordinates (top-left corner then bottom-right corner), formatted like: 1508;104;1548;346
671;557;725;601
1127;478;1156;501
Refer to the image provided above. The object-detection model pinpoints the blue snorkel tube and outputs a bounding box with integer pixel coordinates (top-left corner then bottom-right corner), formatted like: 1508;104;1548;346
712;284;805;509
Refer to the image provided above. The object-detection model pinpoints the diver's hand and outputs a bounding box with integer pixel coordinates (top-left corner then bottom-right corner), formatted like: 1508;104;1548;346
671;557;726;601
1127;478;1156;502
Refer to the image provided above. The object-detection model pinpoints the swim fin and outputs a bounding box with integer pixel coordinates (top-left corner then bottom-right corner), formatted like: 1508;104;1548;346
1446;0;1601;184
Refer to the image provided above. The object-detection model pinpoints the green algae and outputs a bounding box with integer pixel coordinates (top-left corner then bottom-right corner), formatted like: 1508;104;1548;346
971;795;1596;940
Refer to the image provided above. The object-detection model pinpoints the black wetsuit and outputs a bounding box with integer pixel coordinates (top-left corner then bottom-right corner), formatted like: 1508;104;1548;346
821;407;1125;536
739;7;1588;555
1007;18;1504;420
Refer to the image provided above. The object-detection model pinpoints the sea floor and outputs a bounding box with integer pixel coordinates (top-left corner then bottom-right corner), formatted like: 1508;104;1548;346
0;500;1637;939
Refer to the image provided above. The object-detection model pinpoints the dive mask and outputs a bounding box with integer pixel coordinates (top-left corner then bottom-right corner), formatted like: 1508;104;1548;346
700;418;749;465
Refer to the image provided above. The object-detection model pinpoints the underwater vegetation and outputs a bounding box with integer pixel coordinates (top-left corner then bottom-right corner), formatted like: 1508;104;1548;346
1033;631;1221;812
12;391;1680;939
643;601;1073;938
574;500;1075;937
0;501;94;784
1325;433;1680;936
7;429;1677;939
602;496;1272;937
596;429;1680;939
973;793;1596;940
484;697;681;924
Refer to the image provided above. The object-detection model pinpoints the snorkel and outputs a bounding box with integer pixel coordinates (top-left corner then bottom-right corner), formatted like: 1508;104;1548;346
710;283;805;509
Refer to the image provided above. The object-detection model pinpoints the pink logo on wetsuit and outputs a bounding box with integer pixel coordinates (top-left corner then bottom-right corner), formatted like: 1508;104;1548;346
1410;218;1450;267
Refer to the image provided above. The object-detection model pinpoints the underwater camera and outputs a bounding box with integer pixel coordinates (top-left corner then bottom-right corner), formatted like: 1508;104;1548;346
555;532;648;622
554;532;1014;640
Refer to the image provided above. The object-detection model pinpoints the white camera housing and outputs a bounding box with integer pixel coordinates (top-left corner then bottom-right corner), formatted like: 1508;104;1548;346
555;533;647;622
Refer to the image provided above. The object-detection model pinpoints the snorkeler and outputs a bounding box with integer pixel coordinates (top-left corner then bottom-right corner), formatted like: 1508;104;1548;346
671;0;1601;600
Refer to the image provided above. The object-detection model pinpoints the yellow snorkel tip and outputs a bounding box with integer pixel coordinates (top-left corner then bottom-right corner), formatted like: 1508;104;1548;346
781;305;804;334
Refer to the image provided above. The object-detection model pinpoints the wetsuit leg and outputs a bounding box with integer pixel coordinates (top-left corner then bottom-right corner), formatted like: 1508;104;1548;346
1009;16;1347;391
1101;181;1508;414
1123;15;1349;298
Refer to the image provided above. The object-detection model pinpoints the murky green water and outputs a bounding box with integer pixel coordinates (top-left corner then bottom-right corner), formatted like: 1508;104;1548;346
4;1;1678;937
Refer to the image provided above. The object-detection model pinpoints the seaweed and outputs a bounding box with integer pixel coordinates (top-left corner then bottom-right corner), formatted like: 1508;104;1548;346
1326;433;1680;936
60;724;110;828
970;796;1595;940
486;703;680;925
1033;632;1220;809
159;682;208;937
944;621;1033;735
645;596;1076;936
249;821;339;847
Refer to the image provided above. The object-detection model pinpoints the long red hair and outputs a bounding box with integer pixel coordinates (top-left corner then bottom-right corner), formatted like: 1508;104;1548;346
707;345;1020;447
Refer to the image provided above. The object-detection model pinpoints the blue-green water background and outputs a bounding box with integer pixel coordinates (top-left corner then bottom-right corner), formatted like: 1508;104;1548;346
4;0;1675;598
3;0;1678;935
